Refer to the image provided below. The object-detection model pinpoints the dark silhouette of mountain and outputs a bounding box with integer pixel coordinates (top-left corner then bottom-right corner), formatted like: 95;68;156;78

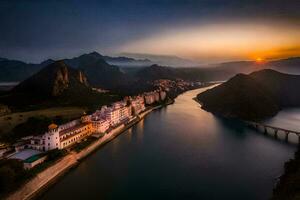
2;53;300;85
0;60;120;109
39;59;55;67
64;51;103;68
135;64;233;82
64;52;130;89
136;64;180;81
120;53;200;67
197;69;300;121
272;148;300;200
0;58;54;82
13;60;89;97
0;52;134;86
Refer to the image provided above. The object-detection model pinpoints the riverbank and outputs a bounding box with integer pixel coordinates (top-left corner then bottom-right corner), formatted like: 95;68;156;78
194;85;300;199
39;86;297;200
6;105;163;200
271;146;300;200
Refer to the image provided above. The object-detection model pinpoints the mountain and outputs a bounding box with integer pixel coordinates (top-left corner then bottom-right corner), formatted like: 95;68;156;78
135;64;232;82
12;60;89;97
210;57;300;78
268;57;300;74
64;52;131;89
136;64;180;81
120;53;200;67
2;53;300;85
64;51;103;68
0;52;133;87
0;60;119;109
197;69;300;121
0;58;53;82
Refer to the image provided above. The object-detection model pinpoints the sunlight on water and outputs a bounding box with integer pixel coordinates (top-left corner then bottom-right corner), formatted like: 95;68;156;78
41;86;298;200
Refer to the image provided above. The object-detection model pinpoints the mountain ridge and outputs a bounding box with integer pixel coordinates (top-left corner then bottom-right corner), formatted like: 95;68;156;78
0;60;120;110
197;69;300;121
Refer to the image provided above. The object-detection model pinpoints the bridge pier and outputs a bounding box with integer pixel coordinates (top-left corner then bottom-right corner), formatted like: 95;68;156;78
264;127;268;134
274;130;278;139
285;131;289;142
245;121;300;144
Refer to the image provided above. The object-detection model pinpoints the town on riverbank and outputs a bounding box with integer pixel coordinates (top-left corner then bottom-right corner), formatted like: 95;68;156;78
0;80;205;199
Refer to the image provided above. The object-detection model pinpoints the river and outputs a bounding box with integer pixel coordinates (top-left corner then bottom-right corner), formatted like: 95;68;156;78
41;86;298;200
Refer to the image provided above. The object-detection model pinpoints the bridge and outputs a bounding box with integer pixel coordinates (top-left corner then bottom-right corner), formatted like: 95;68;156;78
245;121;300;143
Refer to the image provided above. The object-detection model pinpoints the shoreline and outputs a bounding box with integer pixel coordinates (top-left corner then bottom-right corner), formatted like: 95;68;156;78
271;146;300;200
194;86;300;199
6;104;164;200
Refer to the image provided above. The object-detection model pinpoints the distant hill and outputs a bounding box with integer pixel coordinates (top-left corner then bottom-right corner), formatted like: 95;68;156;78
135;64;234;82
13;60;89;97
2;53;300;85
0;58;54;82
120;53;200;67
197;69;300;121
64;52;131;89
210;57;300;77
0;61;120;109
136;64;180;81
0;52;142;85
64;51;103;68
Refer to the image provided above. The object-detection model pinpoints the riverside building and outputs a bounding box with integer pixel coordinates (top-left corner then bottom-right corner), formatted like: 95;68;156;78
144;92;157;105
160;90;167;101
14;90;165;153
143;90;166;105
44;119;93;151
130;96;146;115
103;101;132;126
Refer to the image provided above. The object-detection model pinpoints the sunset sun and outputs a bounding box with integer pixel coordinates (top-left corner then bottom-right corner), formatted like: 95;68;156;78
255;57;264;63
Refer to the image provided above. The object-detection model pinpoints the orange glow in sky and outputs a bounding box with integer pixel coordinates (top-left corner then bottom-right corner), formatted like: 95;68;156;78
120;22;300;63
255;57;264;63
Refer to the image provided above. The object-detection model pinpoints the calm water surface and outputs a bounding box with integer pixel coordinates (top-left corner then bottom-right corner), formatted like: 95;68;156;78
42;87;298;200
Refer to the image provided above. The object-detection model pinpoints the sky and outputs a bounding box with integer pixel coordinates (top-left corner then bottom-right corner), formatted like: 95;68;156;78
1;0;300;63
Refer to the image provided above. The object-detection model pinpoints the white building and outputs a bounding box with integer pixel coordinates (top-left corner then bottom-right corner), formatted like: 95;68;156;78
101;101;132;126
131;96;146;115
44;124;61;151
44;119;93;151
28;135;44;151
91;118;110;133
144;91;162;105
25;94;150;152
144;92;156;105
160;90;167;101
119;104;132;121
105;107;121;126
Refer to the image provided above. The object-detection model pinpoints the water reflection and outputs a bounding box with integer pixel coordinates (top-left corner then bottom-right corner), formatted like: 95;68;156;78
263;109;300;144
136;119;144;144
42;87;298;200
264;108;300;131
125;127;133;142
